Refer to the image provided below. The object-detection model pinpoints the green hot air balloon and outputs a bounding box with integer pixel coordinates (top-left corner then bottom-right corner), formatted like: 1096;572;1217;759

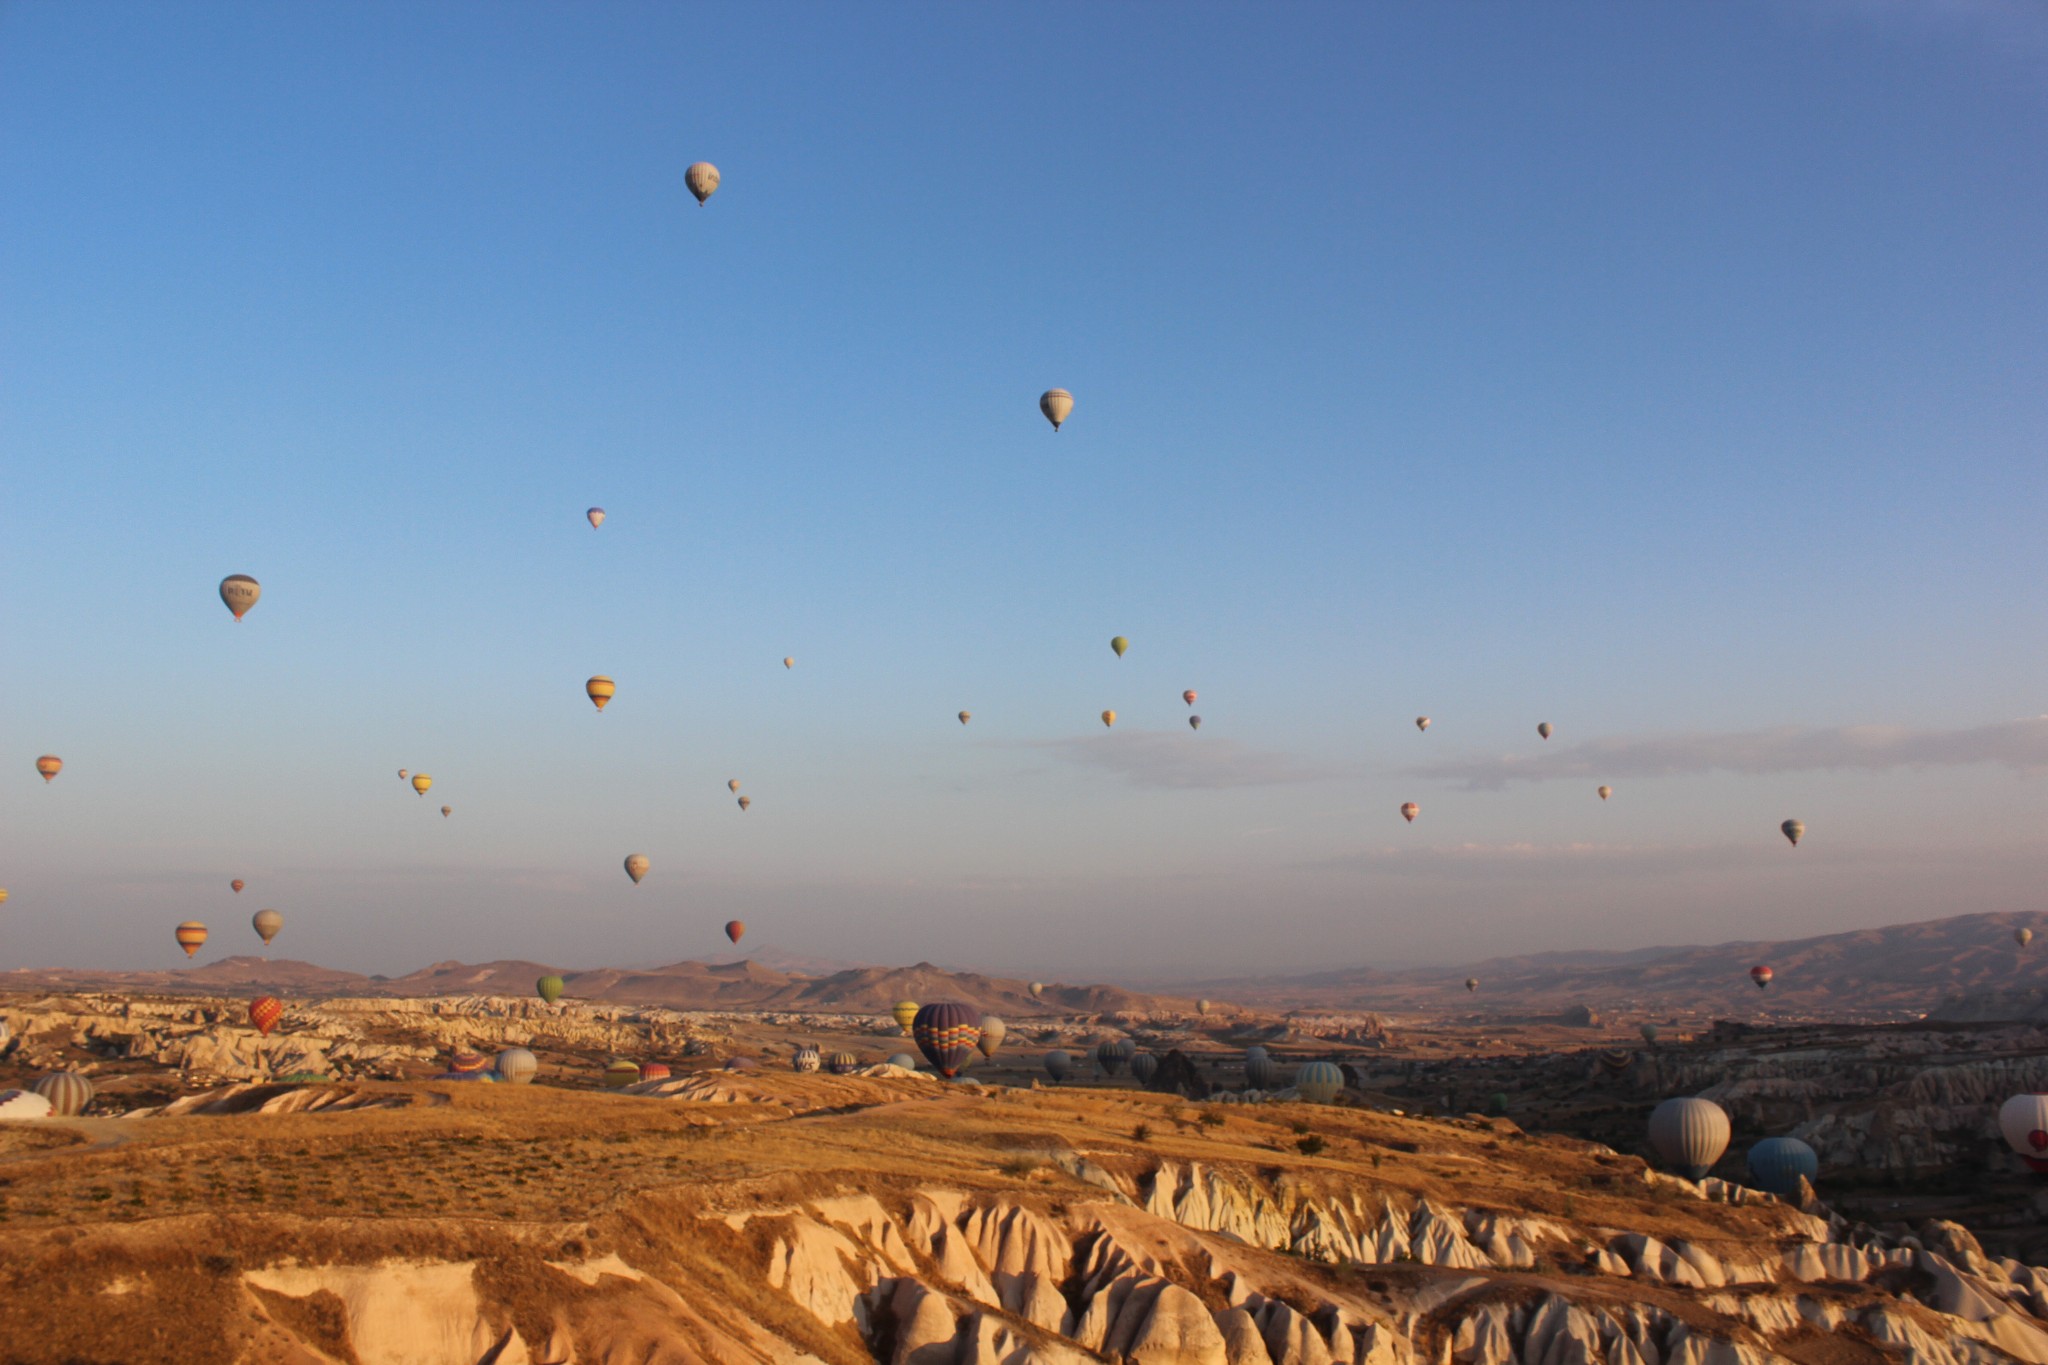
536;975;565;1006
1110;636;1129;658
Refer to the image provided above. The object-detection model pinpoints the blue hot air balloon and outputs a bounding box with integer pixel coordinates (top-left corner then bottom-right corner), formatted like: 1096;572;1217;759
1746;1136;1819;1196
1296;1061;1345;1104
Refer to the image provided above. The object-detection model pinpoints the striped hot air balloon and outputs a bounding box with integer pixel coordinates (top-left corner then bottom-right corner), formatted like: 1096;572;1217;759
1648;1097;1731;1180
1130;1052;1159;1085
1597;1049;1633;1076
1296;1060;1345;1104
912;1003;982;1078
891;1000;919;1034
249;996;283;1037
586;676;615;711
793;1045;822;1073
1096;1038;1135;1076
602;1060;641;1090
33;1071;94;1117
641;1062;671;1082
826;1053;859;1076
35;755;62;783
175;921;208;958
1244;1049;1281;1091
495;1048;538;1084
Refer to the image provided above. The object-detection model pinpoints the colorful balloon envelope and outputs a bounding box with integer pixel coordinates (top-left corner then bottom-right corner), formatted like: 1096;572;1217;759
249;995;283;1037
1781;819;1804;847
912;1002;982;1078
958;711;971;725
737;795;751;811
1189;715;1201;730
1750;965;1773;989
1101;710;1116;728
1401;802;1419;823
175;921;208;958
792;1045;821;1073
685;161;720;205
725;920;745;945
536;975;566;1005
587;507;605;529
1999;1093;2048;1171
33;1071;94;1117
1039;388;1073;431
252;909;283;946
1537;722;1553;740
1415;717;1431;732
891;1000;919;1034
586;676;616;711
603;1059;641;1089
1296;1060;1345;1104
1183;690;1197;706
624;854;649;884
825;1053;859;1076
219;573;261;621
35;755;62;783
412;774;432;796
231;879;245;894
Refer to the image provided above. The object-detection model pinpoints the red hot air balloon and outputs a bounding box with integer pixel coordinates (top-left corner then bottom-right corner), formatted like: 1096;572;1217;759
230;879;245;894
912;1003;982;1078
249;996;283;1036
725;920;745;945
1750;965;1774;990
1183;690;1197;706
1400;802;1419;823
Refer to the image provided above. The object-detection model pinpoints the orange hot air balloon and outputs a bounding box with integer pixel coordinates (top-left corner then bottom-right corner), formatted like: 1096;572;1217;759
249;996;283;1037
230;879;245;894
1750;965;1774;990
35;755;62;783
783;657;794;669
727;778;741;793
1183;690;1197;706
1401;802;1419;823
737;795;751;811
175;921;208;958
586;676;615;711
1101;710;1116;728
725;920;745;945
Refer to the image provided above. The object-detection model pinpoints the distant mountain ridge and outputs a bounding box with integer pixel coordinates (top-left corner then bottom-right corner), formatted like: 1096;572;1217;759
5;912;2039;1019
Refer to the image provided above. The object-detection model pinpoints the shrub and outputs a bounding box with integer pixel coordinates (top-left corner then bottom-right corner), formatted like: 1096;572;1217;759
1295;1135;1327;1156
1132;1123;1153;1143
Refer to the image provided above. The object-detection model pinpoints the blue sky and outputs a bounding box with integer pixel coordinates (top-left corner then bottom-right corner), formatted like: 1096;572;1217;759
3;2;2045;980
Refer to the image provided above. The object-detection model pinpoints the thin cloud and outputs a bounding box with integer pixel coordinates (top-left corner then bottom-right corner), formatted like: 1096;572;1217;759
1409;717;2048;790
1030;730;1350;789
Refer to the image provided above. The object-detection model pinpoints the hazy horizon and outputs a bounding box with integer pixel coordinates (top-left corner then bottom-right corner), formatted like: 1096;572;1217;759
5;3;2046;980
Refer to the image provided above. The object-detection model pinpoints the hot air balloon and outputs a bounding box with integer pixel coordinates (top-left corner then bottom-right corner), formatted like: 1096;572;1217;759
1640;1023;1660;1045
1746;1137;1819;1196
641;1063;671;1082
737;796;751;811
1296;1061;1345;1104
35;755;61;783
1101;710;1116;727
1130;1052;1159;1085
976;1016;1006;1058
230;879;245;894
624;854;649;884
1029;982;1045;998
219;574;261;621
1537;722;1553;740
1401;802;1419;823
2001;1094;2048;1172
959;711;972;725
536;975;565;1005
587;508;605;529
783;657;794;669
586;676;616;711
441;805;452;817
1597;1049;1633;1077
1750;965;1773;990
1598;786;1612;801
728;779;741;792
887;1053;918;1071
496;1047;538;1084
1097;1038;1135;1076
1040;389;1073;431
1647;1097;1731;1179
792;1045;822;1073
912;1003;982;1078
1196;998;1212;1015
1189;716;1201;730
398;769;407;781
826;1052;859;1076
249;996;283;1037
252;909;283;946
1781;819;1804;847
175;921;208;958
892;1001;920;1034
1110;636;1128;658
33;1071;94;1117
1043;1050;1071;1082
725;920;745;945
2020;928;2035;949
1183;690;1197;706
685;161;720;205
0;889;8;906
1244;1051;1281;1091
1415;717;1431;732
412;774;432;797
603;1059;641;1089
1465;978;1479;993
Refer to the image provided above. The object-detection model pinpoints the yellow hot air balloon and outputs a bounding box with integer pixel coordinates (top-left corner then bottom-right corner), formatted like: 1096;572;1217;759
1598;785;1613;801
411;774;432;796
175;921;208;958
1110;636;1128;658
0;889;8;906
586;676;616;711
219;574;261;621
783;657;794;669
1039;389;1074;431
728;778;741;793
35;755;62;783
2018;928;2034;949
685;161;720;205
587;507;605;529
624;853;649;884
958;711;971;725
1101;710;1116;727
891;1001;919;1034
